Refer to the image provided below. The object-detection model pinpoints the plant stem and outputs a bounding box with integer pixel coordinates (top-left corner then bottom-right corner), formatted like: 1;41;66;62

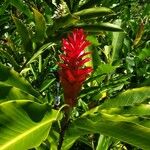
57;108;71;150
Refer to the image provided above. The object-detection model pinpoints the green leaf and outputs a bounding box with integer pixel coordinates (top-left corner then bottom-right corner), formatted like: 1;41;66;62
62;136;79;150
87;46;101;71
40;78;56;92
85;74;106;84
137;48;150;61
32;8;47;42
27;43;55;65
87;35;99;46
96;135;112;150
101;104;150;116
0;0;9;15
101;87;150;108
0;63;39;98
10;0;32;18
0;49;20;71
52;14;79;30
0;82;38;102
48;129;59;150
73;7;114;19
63;112;150;150
71;0;81;12
80;86;100;98
111;20;125;63
96;64;118;74
75;23;123;32
0;100;60;150
12;16;32;56
78;0;101;10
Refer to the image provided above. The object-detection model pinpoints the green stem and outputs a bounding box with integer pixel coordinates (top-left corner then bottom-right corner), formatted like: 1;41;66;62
57;108;71;150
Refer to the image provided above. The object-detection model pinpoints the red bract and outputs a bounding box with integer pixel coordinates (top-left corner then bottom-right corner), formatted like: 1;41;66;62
59;28;93;107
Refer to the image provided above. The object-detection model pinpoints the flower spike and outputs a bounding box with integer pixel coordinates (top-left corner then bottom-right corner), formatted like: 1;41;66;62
59;28;93;107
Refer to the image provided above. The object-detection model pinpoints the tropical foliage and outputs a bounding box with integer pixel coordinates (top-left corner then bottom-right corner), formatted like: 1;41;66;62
0;0;150;150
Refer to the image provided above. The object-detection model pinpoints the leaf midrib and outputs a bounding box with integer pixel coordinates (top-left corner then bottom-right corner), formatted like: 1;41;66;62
0;116;55;150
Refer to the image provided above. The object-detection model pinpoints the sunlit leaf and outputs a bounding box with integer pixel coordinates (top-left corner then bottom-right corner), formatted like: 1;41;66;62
0;100;60;150
63;111;150;150
0;63;39;98
101;86;150;108
0;82;38;102
101;104;150;116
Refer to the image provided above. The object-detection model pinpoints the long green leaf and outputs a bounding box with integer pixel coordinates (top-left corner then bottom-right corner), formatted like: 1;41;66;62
0;100;60;150
32;8;46;42
52;14;79;30
101;104;150;116
12;16;32;56
63;112;150;150
111;20;125;63
96;135;112;150
27;43;55;65
101;86;150;108
0;82;39;102
40;78;56;92
75;23;123;32
74;7;114;19
0;63;39;98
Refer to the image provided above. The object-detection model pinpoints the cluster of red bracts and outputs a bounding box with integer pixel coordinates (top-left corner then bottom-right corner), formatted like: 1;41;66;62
58;28;93;107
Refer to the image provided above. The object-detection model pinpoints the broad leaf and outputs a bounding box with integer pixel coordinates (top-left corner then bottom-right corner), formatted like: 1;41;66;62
63;112;150;150
0;100;60;150
101;86;150;108
101;104;150;116
0;63;39;98
0;82;38;102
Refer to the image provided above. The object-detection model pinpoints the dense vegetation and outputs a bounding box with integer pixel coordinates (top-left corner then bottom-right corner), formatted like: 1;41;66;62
0;0;150;150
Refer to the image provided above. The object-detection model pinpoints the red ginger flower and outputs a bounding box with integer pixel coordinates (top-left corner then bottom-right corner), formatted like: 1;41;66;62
59;28;93;107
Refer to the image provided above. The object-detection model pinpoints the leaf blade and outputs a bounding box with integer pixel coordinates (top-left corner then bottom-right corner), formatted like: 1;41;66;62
101;86;150;108
73;7;114;19
32;8;47;42
75;23;123;32
0;100;60;150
